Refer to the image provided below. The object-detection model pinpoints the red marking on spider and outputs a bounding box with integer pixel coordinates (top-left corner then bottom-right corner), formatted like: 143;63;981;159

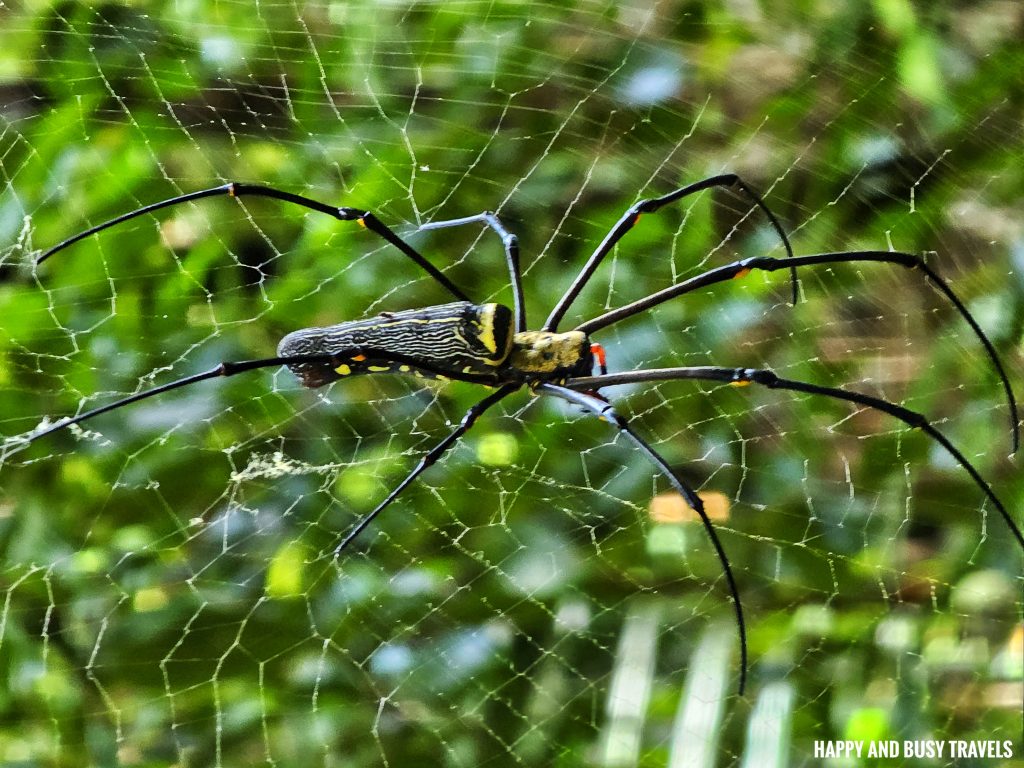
591;343;608;376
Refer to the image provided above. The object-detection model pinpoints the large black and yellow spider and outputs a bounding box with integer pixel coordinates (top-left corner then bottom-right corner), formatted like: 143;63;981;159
25;175;1024;693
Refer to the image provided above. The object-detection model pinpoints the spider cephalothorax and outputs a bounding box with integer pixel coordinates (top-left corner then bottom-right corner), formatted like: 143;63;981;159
507;329;593;379
25;175;1024;694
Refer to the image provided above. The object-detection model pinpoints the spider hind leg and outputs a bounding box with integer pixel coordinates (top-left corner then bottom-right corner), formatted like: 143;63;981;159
36;182;472;303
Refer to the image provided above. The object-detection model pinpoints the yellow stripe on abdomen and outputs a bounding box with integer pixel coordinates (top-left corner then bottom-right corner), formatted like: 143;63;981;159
478;303;498;354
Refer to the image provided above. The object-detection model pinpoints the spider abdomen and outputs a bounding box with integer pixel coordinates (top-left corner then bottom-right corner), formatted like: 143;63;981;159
277;301;514;388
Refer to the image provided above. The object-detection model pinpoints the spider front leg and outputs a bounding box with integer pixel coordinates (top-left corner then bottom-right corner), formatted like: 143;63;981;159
36;182;471;303
535;381;748;695
575;250;1019;453
545;173;796;331
419;211;526;332
565;367;1024;549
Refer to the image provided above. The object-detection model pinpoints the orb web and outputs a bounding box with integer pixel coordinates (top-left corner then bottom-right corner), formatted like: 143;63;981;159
0;2;1021;765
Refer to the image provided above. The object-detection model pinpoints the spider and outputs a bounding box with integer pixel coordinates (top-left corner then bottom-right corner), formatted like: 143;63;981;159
25;175;1024;694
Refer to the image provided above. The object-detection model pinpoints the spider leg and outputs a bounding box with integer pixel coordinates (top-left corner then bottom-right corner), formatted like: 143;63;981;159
14;354;342;447
35;183;470;302
16;350;499;448
419;212;526;332
565;367;1024;549
575;250;1019;453
535;381;748;695
332;383;519;557
544;173;796;331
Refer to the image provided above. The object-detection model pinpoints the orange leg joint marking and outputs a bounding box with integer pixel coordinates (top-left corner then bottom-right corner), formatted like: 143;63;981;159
591;343;608;376
228;183;237;198
357;217;367;228
733;267;752;280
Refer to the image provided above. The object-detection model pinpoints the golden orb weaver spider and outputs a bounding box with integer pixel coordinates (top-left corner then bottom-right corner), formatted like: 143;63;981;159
25;175;1024;694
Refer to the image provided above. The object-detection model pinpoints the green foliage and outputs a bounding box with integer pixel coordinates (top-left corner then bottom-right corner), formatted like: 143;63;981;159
0;0;1021;765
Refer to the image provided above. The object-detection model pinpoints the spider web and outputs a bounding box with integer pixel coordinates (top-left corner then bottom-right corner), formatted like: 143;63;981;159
0;2;1021;765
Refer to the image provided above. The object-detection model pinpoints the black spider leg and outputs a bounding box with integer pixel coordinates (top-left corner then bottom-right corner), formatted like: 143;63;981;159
332;383;519;557
575;251;1020;453
565;367;1024;549
535;381;748;695
419;212;526;333
36;183;470;302
18;350;501;447
544;173;796;332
